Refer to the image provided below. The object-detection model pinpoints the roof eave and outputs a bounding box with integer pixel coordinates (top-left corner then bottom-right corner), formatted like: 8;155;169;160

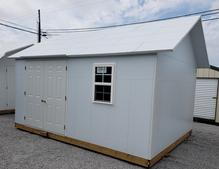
12;49;174;59
14;54;67;59
66;50;162;58
1;44;34;59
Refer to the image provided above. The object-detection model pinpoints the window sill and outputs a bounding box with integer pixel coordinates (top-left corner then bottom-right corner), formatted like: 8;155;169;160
93;100;113;105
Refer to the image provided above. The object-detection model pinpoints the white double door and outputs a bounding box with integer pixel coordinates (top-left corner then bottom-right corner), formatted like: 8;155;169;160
25;60;67;135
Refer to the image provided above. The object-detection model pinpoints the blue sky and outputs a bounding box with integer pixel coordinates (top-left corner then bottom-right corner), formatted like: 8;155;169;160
0;0;219;66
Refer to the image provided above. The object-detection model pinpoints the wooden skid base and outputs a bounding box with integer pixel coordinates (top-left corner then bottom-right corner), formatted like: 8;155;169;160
15;123;191;168
0;109;15;115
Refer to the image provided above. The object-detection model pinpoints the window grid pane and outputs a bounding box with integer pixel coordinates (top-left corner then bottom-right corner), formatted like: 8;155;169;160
95;66;112;83
94;85;111;102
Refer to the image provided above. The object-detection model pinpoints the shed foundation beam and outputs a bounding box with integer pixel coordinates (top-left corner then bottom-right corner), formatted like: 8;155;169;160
15;123;191;168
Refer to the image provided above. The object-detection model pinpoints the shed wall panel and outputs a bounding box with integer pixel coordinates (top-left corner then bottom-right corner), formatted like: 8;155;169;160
215;71;219;78
7;65;15;109
15;60;26;124
209;69;215;77
0;57;15;110
202;69;209;77
66;55;157;159
0;65;7;110
151;34;196;158
197;68;219;78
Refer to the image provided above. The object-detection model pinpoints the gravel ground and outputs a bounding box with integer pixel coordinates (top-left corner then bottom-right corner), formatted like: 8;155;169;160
0;114;219;169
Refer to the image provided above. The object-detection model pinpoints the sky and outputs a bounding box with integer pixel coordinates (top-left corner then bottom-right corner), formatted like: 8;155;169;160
0;0;219;66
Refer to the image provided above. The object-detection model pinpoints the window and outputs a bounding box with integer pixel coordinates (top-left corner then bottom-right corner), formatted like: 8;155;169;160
93;64;114;104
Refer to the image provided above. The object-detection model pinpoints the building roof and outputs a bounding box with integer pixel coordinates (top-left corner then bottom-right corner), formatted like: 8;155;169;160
0;43;33;59
10;16;209;68
210;65;219;72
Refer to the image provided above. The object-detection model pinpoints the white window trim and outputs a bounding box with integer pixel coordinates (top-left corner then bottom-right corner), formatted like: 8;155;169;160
92;63;115;105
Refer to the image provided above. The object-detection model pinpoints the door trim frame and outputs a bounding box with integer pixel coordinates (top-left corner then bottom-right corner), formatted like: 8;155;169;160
24;59;67;133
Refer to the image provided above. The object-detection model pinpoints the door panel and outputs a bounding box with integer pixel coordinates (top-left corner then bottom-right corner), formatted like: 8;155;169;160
44;61;66;134
194;79;218;120
25;61;44;129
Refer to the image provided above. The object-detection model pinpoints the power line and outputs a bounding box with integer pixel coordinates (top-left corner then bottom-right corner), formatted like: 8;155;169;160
0;15;48;39
0;18;37;31
45;28;106;35
44;8;219;33
0;22;38;34
0;10;51;42
202;17;219;22
1;7;219;37
202;11;219;16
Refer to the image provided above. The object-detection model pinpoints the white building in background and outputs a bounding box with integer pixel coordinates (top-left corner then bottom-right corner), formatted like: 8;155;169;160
0;44;32;114
194;65;219;124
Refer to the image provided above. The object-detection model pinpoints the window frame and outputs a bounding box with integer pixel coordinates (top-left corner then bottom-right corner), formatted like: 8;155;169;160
92;63;115;104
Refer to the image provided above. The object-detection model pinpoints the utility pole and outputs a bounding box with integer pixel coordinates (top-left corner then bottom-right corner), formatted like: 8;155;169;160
37;9;41;43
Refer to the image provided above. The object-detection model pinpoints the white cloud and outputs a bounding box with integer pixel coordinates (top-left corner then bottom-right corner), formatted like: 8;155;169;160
0;0;219;66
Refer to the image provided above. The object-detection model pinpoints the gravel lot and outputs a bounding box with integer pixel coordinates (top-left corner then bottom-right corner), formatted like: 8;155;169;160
0;114;219;169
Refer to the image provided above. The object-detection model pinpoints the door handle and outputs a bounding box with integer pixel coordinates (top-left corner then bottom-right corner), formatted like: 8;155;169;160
212;97;217;99
41;99;47;103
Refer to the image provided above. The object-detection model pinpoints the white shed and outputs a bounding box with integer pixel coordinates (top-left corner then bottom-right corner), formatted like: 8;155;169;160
0;44;32;114
194;66;219;124
10;16;208;167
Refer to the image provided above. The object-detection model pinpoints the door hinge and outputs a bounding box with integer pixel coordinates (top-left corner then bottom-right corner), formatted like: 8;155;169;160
65;96;67;101
25;66;26;70
6;103;8;107
24;91;26;96
6;68;7;72
24;116;26;120
64;125;66;130
6;86;8;90
66;66;67;71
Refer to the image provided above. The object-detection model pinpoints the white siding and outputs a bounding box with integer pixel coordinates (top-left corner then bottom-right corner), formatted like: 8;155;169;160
197;68;219;78
0;57;15;110
7;65;15;109
151;34;196;158
15;60;26;124
66;55;157;159
0;64;7;110
194;79;217;120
